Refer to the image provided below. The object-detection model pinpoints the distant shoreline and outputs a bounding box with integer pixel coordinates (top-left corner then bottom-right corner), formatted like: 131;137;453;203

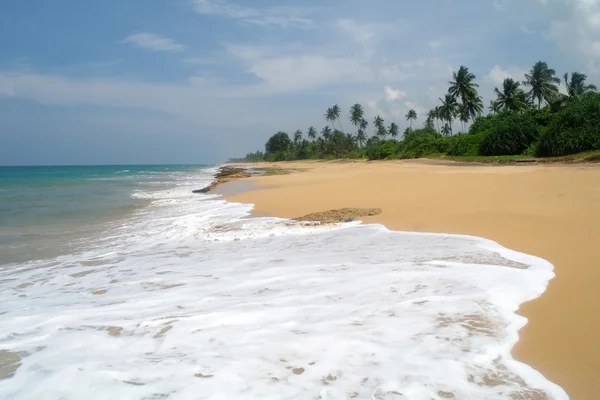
219;159;600;399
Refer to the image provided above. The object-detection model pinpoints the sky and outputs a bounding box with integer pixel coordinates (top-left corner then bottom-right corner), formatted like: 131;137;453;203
1;0;599;165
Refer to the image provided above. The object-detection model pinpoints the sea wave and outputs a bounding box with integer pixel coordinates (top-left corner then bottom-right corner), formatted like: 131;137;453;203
0;167;567;399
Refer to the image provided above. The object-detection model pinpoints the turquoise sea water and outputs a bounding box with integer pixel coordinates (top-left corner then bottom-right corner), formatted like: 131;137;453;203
0;165;208;265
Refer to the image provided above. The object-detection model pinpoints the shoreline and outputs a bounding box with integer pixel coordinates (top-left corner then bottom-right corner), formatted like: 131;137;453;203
220;159;600;399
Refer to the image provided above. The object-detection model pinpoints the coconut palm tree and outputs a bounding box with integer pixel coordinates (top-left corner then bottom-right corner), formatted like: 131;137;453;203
405;109;417;128
457;104;470;133
433;106;441;132
325;107;336;130
489;100;501;115
441;124;451;136
564;72;597;98
523;61;561;108
356;129;367;147
349;103;364;130
360;118;368;133
307;126;317;141
426;109;436;126
494;78;529;112
449;65;479;102
374;115;387;138
389;122;400;138
331;104;344;132
438;94;458;135
293;130;303;144
321;126;332;141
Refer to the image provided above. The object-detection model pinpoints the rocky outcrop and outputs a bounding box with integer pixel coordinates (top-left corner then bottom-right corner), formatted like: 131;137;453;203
193;166;251;194
293;208;382;224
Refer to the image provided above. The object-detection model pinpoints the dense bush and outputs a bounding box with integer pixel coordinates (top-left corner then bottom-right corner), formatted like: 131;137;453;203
446;133;486;156
401;127;446;157
479;113;539;156
469;114;496;135
537;93;600;156
265;131;291;155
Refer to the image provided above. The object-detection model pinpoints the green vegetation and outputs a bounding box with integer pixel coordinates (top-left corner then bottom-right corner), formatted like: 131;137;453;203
236;61;600;163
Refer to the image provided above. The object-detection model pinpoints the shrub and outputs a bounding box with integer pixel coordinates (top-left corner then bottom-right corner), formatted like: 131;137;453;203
402;126;445;157
469;114;496;135
446;133;486;156
479;112;539;156
537;93;600;156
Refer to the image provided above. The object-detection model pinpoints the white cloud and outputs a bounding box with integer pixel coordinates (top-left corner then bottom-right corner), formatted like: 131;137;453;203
384;86;406;102
121;33;185;53
193;0;312;28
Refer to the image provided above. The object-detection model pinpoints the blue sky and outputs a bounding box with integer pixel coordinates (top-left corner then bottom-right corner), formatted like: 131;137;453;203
1;0;598;165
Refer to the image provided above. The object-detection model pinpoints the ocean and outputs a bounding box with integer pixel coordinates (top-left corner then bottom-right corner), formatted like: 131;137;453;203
0;165;567;399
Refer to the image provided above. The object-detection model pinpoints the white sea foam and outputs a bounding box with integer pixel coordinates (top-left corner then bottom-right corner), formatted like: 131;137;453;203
0;167;567;399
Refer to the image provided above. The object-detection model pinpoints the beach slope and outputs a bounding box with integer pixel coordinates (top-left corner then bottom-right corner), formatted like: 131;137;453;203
225;159;600;399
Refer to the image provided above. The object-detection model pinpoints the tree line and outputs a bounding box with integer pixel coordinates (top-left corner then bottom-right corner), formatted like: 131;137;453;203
235;60;600;162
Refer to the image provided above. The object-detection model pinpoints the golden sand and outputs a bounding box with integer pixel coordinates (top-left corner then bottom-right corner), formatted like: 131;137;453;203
225;159;600;399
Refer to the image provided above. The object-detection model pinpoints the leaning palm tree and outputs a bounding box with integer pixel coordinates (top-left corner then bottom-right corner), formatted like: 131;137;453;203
438;94;458;135
374;115;387;138
494;78;529;112
307;126;317;141
349;103;364;130
388;122;400;138
564;72;597;98
405;109;417;128
331;104;344;133
325;107;336;130
523;61;561;108
321;126;332;141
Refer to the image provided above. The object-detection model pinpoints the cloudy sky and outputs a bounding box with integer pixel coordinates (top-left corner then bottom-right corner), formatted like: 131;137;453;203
1;0;598;165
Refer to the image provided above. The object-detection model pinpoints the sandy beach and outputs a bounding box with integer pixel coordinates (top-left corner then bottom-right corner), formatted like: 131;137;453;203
223;159;600;399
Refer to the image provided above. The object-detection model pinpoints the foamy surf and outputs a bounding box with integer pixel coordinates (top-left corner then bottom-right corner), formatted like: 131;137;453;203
0;166;567;399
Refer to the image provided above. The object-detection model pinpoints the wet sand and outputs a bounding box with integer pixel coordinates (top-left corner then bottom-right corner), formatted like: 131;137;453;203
224;159;600;399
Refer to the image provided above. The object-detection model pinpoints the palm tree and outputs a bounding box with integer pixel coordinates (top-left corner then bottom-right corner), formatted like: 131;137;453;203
457;104;469;133
307;126;317;141
448;65;479;107
325;107;336;130
349;103;364;130
321;126;332;141
356;129;367;147
389;122;400;138
433;106;441;132
564;72;597;98
294;129;303;143
331;104;344;133
523;61;561;108
438;94;458;135
463;96;483;122
494;78;529;112
426;109;435;126
441;124;451;136
405;109;417;128
489;100;501;115
374;115;387;138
